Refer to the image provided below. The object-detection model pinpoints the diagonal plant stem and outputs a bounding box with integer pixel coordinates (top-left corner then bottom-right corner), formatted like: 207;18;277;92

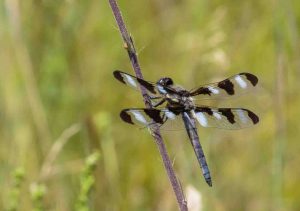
39;123;81;181
108;1;188;210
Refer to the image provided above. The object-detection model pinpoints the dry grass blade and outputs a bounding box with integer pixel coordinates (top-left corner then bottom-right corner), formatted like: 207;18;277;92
39;123;81;181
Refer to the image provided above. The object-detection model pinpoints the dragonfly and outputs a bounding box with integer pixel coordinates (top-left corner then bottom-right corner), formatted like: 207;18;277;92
113;70;259;187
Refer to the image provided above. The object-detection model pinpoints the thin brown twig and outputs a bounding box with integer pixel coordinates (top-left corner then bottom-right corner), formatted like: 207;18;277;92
108;1;188;210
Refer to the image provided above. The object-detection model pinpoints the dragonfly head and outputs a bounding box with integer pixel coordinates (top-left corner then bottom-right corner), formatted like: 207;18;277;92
157;77;173;87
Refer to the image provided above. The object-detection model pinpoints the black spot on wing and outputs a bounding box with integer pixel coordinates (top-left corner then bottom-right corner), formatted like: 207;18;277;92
195;107;213;115
244;109;259;124
218;79;234;95
144;109;164;124
113;70;126;84
218;108;235;124
241;73;258;86
120;110;134;124
137;78;157;94
191;87;212;96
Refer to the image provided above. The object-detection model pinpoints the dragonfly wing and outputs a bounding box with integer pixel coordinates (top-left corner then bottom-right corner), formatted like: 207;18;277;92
113;70;158;95
190;73;258;99
119;108;186;130
193;106;259;129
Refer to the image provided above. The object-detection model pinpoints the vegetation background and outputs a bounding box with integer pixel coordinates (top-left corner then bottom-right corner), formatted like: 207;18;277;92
0;0;299;210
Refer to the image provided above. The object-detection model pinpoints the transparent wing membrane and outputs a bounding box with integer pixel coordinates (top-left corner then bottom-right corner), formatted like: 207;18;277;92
193;107;259;129
120;106;259;130
190;73;258;100
119;108;186;130
113;70;158;95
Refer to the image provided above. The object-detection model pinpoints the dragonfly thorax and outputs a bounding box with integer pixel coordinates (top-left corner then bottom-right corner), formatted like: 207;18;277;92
157;77;195;110
166;93;195;110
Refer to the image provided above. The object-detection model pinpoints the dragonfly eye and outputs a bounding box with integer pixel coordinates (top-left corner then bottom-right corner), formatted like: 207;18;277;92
157;77;173;86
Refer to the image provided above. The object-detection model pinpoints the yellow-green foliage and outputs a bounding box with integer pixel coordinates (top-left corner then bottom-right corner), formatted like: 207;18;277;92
0;0;299;210
76;151;100;211
30;183;47;211
7;168;25;211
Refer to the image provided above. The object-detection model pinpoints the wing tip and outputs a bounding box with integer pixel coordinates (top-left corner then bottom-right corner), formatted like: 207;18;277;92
245;109;259;124
113;70;122;75
240;72;258;86
120;110;134;124
113;70;122;79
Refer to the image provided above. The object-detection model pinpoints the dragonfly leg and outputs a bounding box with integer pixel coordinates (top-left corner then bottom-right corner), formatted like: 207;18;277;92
152;98;166;107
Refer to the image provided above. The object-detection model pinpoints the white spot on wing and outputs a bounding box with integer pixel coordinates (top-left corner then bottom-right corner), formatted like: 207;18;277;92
195;112;208;127
132;111;147;124
124;74;137;88
207;86;219;94
213;112;222;120
165;111;176;120
235;75;247;89
237;110;247;123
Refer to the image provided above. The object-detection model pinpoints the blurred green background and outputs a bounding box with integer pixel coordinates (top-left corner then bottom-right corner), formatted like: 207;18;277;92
0;0;299;210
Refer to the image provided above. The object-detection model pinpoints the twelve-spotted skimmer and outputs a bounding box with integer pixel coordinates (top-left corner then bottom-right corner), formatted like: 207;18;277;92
113;70;259;186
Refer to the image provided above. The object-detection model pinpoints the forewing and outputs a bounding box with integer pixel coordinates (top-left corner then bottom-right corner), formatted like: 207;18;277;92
190;73;258;99
120;108;185;130
193;107;259;129
113;70;158;95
